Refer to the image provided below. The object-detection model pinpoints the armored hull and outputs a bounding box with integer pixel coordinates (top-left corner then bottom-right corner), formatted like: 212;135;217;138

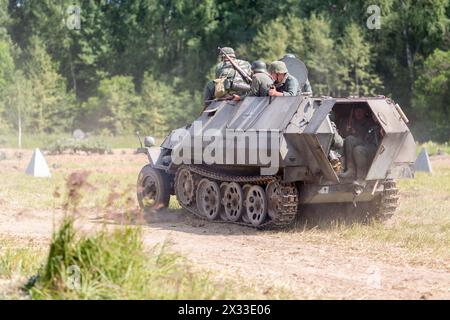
137;95;415;229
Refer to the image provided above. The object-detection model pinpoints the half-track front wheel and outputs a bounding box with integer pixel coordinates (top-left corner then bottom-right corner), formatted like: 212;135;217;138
137;165;170;210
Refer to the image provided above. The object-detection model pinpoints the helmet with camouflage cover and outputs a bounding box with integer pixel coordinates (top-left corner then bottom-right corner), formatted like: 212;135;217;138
220;47;235;58
251;60;267;73
268;61;288;74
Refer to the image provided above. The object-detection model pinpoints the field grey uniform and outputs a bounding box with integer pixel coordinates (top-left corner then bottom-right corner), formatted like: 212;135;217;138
247;60;273;97
268;61;300;96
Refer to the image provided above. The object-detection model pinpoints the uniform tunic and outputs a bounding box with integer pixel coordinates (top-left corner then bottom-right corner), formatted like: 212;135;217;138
274;73;300;96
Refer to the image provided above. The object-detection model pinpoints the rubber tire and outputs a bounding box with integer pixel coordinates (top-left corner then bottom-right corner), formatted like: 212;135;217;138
137;165;170;210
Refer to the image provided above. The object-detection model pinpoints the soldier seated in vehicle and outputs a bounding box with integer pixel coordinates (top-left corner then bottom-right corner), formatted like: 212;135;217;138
267;61;300;97
340;109;381;179
203;47;252;106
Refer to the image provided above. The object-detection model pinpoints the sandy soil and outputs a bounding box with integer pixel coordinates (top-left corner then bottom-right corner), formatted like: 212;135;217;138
0;149;449;299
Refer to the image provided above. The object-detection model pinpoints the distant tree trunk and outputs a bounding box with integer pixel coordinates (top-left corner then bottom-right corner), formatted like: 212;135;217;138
18;110;22;149
403;27;415;106
17;79;23;149
69;51;77;96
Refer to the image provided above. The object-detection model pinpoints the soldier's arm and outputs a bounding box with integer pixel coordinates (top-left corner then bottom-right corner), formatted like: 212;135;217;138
282;76;299;96
247;76;260;96
203;80;215;102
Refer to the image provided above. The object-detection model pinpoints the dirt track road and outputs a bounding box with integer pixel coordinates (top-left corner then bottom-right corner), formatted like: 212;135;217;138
1;207;448;299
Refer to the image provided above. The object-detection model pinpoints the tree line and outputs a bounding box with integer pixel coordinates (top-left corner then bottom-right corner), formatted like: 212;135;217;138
0;0;448;142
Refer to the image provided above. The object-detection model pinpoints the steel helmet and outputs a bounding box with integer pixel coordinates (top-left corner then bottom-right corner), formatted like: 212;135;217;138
268;61;288;74
251;60;267;73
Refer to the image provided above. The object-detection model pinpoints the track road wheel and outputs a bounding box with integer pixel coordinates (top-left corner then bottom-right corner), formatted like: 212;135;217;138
223;182;244;222
245;185;268;227
196;179;222;220
137;165;170;211
175;167;195;206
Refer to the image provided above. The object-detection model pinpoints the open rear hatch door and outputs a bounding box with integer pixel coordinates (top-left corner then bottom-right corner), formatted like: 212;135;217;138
366;99;410;180
301;99;339;183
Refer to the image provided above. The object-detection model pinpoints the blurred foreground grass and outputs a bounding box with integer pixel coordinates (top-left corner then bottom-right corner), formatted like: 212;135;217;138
0;223;231;299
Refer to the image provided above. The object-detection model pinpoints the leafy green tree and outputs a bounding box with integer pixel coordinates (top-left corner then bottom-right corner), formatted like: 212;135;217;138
23;37;75;133
83;76;140;135
0;37;13;89
246;18;289;62
9;0;112;100
144;0;218;91
242;16;306;64
377;0;449;107
303;14;339;96
337;23;382;96
2;0;449;142
0;0;15;133
132;72;202;137
3;71;34;147
0;36;14;133
285;16;307;60
134;73;169;137
413;49;450;141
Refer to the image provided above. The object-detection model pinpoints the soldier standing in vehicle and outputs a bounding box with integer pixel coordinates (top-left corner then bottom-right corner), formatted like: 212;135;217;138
340;108;380;179
267;61;300;97
203;47;252;106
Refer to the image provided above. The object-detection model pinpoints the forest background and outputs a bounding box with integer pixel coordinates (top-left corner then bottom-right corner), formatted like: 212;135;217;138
0;0;448;144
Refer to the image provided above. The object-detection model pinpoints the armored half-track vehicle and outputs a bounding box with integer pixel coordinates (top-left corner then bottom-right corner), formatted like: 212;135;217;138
136;94;415;229
136;60;415;229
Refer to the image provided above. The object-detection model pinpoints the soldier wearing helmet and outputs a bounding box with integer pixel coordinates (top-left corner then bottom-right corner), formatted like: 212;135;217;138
203;47;252;105
268;61;300;97
247;60;273;97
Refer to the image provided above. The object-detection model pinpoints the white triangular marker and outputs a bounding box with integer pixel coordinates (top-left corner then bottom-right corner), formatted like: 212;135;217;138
415;147;432;173
25;148;51;178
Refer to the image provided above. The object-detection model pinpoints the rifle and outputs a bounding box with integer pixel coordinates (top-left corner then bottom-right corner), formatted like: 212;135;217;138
218;47;252;84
